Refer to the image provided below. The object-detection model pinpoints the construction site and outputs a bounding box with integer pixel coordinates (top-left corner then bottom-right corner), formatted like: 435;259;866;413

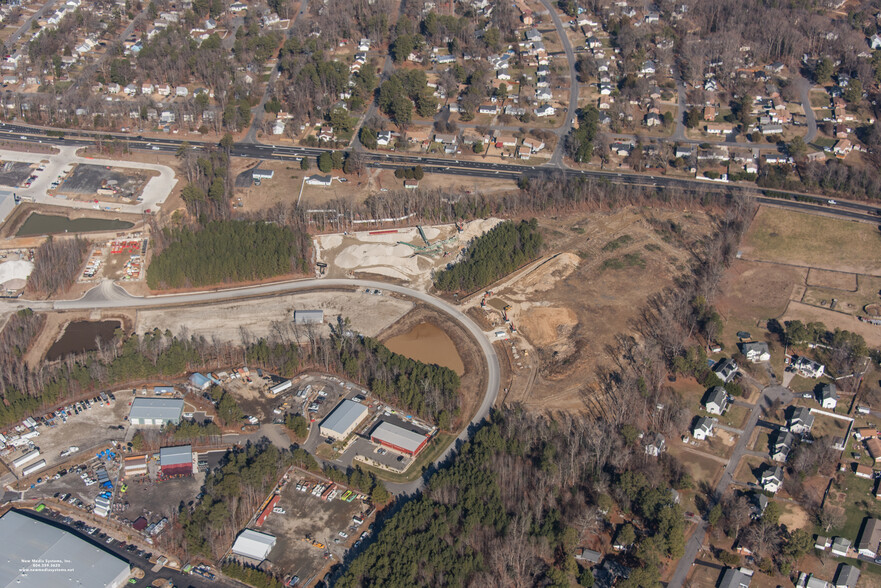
314;219;502;290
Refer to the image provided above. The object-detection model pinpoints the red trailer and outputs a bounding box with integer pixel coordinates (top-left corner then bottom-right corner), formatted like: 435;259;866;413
256;495;280;527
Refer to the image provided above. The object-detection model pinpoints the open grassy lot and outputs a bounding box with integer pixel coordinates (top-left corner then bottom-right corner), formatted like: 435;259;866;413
820;473;881;541
734;455;768;485
667;442;725;488
740;207;881;275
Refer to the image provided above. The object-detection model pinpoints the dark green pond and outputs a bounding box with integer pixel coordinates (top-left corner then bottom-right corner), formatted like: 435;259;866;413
16;213;134;237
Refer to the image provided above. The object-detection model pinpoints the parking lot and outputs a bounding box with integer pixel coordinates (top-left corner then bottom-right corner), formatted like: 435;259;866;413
0;389;133;488
256;473;372;582
0;161;36;187
58;164;149;199
117;467;206;525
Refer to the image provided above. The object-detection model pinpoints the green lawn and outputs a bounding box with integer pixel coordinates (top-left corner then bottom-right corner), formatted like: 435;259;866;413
721;405;750;429
810;137;836;149
817;473;881;540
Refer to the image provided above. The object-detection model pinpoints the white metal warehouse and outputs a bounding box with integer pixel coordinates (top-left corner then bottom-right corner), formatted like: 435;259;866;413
294;310;324;324
231;529;277;561
128;397;184;426
319;400;368;440
0;510;131;588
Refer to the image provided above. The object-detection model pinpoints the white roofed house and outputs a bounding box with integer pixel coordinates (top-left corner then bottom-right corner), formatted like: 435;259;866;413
535;104;555;117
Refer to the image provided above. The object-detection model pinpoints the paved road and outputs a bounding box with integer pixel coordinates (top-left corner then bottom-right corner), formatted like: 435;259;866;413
797;74;818;144
5;0;60;54
35;278;501;496
537;0;579;166
668;384;791;587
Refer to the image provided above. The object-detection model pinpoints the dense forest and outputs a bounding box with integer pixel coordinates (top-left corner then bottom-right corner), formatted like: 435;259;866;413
434;219;542;293
146;220;310;289
339;409;687;587
26;237;90;296
179;442;292;558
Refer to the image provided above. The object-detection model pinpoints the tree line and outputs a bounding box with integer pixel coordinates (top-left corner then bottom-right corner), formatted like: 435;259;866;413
26;237;90;296
339;408;690;587
434;219;542;293
146;220;310;289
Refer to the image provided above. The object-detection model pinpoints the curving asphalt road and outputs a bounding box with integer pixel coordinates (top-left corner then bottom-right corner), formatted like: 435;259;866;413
47;278;501;495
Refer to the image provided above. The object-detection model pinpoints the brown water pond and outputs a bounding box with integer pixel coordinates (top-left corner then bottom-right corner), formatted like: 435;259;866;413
384;322;465;375
46;320;120;360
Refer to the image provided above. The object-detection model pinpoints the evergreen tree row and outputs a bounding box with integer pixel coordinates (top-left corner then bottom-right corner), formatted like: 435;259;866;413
146;220;309;289
434;219;543;292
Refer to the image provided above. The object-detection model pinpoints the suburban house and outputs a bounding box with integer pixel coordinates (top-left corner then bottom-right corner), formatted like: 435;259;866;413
856;464;874;479
376;130;393;146
644;432;665;457
692;416;714;441
751;492;768;519
857;517;881;558
816;536;832;550
866;437;881;464
702;386;729;415
535;104;555;117
788;406;815;434
740;341;771;362
817;383;838;409
771;430;794;463
833;563;860;588
830;536;851;557
760;465;783;494
792;356;825;378
575;548;602;564
855;427;878;440
713;358;738;383
717;567;753;588
804;576;829;588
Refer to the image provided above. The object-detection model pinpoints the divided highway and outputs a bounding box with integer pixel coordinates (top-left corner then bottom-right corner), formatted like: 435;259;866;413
0;122;876;224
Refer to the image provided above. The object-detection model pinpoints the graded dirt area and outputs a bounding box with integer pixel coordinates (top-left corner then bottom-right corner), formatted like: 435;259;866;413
740;206;881;275
806;268;858;290
135;290;414;343
316;218;502;290
782;300;881;348
488;207;714;413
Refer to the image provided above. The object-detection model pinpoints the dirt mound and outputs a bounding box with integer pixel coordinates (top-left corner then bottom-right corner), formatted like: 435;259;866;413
520;306;578;346
515;253;580;294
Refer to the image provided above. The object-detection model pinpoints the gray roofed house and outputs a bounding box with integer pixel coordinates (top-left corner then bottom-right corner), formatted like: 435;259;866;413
761;464;783;494
771;430;794;462
575;547;601;564
830;536;851;557
806;577;829;588
818;383;838;410
0;509;131;588
857;517;881;558
128;397;184;426
692;416;715;440
833;563;860;588
718;567;752;588
713;358;738;383
751;492;768;518
703;386;729;415
644;432;666;457
788;406;815;434
740;341;770;362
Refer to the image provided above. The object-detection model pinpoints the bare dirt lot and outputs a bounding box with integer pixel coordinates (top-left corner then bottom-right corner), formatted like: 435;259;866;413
806;268;858;290
135;290;414;343
57;164;154;201
255;475;369;580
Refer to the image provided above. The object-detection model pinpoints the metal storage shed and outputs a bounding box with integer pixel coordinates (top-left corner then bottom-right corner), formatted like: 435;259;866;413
231;529;277;561
319;400;368;440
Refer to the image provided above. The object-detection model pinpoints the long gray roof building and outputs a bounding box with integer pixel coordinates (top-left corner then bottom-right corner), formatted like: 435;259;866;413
0;510;130;588
128;397;184;425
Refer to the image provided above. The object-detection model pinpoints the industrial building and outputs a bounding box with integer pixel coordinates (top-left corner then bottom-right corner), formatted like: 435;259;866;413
370;421;430;457
269;380;292;395
0;510;131;588
231;529;276;561
319;400;368;440
294;310;324;324
128;397;184;426
159;445;194;477
12;449;40;469
188;372;212;391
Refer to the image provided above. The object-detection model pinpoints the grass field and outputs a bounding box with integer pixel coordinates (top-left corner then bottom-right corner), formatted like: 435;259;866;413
819;473;881;540
741;207;881;275
667;443;725;488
